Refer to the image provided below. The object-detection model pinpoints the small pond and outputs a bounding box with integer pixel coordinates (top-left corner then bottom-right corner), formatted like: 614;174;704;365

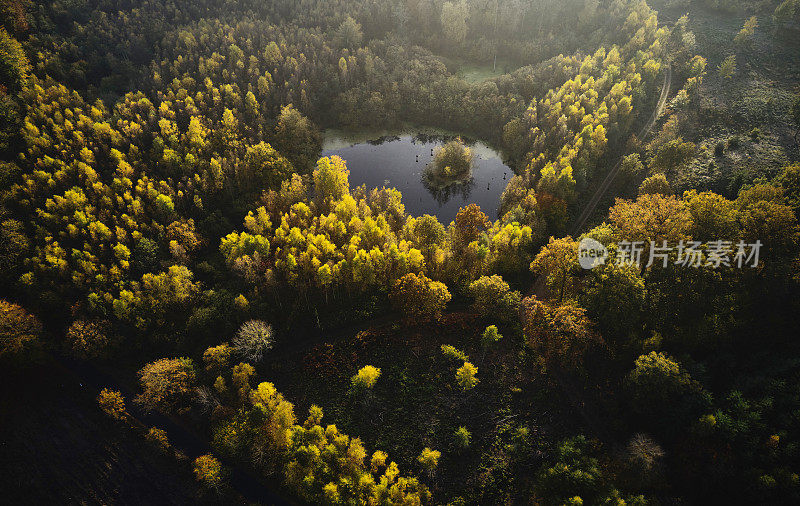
321;128;512;224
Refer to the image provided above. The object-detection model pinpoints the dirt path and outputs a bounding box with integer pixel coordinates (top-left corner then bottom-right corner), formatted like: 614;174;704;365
527;64;673;298
519;65;673;442
568;64;673;237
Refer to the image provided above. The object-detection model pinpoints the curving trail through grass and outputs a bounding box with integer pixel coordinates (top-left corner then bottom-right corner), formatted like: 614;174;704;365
568;64;673;237
528;64;673;300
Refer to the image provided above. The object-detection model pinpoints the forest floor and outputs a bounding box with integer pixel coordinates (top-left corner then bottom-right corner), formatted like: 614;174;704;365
258;310;613;502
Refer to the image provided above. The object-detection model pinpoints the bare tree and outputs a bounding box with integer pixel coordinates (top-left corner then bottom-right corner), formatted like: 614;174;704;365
232;320;274;363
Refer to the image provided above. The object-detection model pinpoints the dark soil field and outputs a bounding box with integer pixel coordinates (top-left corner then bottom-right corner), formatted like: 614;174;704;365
0;359;206;505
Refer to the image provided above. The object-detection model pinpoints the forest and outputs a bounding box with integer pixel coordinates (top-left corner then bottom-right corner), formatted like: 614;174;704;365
1;0;800;504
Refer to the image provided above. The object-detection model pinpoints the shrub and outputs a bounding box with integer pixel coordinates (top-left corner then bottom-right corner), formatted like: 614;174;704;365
351;365;381;389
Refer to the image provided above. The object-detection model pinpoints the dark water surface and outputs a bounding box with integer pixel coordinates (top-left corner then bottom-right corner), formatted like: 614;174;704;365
322;129;512;224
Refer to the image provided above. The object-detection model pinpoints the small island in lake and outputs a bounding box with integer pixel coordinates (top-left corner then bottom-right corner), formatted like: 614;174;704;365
423;137;474;189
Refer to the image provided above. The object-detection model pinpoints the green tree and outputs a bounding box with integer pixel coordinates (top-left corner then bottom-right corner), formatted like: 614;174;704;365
336;16;363;49
533;436;643;505
718;55;737;79
274;104;322;172
649;138;696;175
240;141;294;190
579;262;645;350
638;173;673;196
441;1;469;46
626;352;710;432
617;153;646;195
775;163;800;216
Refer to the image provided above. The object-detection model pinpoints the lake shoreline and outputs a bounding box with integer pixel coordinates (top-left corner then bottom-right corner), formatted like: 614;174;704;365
321;128;513;223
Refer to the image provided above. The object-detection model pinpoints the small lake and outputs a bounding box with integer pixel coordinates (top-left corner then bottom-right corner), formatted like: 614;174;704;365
321;129;512;224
